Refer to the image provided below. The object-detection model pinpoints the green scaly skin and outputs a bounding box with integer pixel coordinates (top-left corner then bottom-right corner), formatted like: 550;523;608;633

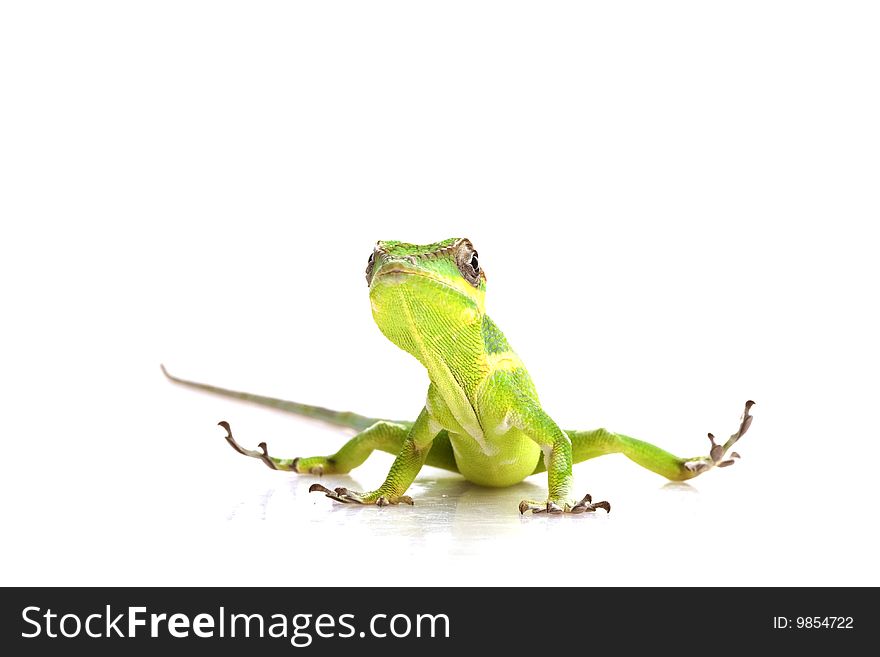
164;237;754;514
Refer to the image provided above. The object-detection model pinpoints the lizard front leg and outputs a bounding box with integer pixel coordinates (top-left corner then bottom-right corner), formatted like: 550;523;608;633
514;402;610;515
310;407;440;507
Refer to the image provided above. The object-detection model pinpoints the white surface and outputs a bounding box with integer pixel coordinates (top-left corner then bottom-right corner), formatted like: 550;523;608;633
1;2;878;587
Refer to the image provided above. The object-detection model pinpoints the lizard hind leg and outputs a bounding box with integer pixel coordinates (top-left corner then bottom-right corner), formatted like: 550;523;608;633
551;400;756;482
217;419;460;476
217;419;410;474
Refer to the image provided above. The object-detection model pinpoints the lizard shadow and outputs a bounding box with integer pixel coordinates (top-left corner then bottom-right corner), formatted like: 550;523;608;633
661;481;697;493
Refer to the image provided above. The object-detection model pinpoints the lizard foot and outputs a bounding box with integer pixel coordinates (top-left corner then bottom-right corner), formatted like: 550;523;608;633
217;422;335;474
309;484;414;507
682;400;755;476
218;421;279;470
518;493;611;515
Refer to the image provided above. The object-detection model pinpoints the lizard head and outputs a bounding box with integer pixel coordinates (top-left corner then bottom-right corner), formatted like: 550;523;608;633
365;238;486;357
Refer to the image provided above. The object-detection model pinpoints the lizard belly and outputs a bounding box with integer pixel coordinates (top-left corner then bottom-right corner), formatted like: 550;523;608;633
447;428;540;487
426;383;540;486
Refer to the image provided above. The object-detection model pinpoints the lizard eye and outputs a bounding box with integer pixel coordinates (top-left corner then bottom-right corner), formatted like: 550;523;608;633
454;239;482;287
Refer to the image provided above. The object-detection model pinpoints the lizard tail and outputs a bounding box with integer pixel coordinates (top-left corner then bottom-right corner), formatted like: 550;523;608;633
161;364;385;432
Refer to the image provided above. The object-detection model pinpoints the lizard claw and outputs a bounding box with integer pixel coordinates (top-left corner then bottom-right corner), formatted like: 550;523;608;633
217;421;278;470
519;493;611;515
683;400;755;476
309;485;414;506
308;484;364;504
571;493;611;514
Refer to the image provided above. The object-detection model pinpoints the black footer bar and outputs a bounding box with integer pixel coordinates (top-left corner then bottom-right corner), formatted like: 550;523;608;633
1;587;869;653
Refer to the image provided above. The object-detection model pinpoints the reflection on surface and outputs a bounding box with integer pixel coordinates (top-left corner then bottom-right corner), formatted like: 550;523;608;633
227;465;614;551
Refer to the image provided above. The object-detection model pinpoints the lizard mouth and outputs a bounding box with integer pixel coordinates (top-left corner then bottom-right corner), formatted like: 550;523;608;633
376;267;414;277
373;264;461;293
374;265;433;282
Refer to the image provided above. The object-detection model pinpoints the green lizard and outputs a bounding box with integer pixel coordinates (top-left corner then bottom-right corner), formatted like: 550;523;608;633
164;238;753;514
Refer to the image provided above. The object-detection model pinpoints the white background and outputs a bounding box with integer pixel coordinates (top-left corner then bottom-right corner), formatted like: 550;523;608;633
2;2;878;587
